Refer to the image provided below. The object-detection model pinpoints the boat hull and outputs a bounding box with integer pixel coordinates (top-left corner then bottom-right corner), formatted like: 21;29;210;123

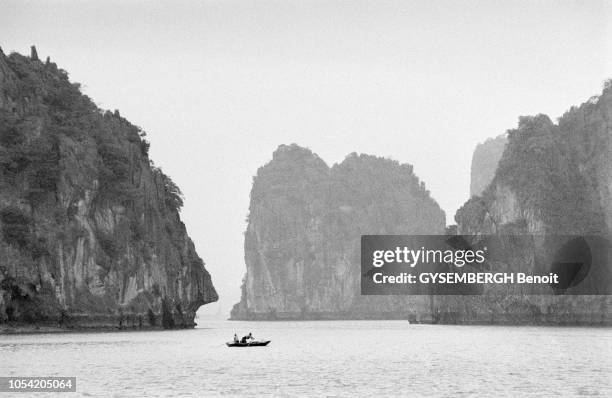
226;340;271;347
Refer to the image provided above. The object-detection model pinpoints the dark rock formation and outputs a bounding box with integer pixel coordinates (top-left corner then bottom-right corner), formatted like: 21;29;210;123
0;49;217;330
470;134;507;197
30;46;38;62
452;82;612;325
231;144;445;320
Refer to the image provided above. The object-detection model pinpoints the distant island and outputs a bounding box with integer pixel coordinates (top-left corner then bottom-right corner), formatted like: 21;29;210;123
231;145;445;320
233;82;612;325
0;47;217;333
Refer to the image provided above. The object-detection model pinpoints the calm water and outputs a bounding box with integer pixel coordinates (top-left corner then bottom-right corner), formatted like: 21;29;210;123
1;321;611;397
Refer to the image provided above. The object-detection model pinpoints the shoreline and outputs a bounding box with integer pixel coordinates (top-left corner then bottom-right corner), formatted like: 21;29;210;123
228;319;612;328
0;323;197;336
229;313;612;326
4;319;611;335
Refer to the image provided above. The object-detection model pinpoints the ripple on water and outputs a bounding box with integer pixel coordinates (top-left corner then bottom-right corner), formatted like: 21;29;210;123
1;321;611;397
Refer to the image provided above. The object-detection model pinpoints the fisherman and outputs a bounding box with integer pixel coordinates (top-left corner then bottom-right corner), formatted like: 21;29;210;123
240;332;254;344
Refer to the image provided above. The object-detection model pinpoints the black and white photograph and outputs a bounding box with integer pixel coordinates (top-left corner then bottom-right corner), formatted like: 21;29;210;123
0;1;611;396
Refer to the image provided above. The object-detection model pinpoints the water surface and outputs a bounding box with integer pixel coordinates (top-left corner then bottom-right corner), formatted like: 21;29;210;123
1;321;611;397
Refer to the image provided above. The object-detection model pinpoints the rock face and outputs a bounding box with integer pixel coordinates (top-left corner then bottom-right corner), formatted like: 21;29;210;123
231;144;445;320
0;49;217;329
453;82;612;325
470;134;507;197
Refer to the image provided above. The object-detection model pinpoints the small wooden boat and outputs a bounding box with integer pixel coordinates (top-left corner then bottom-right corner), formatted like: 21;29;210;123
226;340;271;347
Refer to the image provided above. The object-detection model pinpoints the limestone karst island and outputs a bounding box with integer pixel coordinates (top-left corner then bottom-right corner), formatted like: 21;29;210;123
0;47;217;332
232;83;612;325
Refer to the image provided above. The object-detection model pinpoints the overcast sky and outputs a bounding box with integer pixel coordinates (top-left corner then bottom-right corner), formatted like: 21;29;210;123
2;0;611;317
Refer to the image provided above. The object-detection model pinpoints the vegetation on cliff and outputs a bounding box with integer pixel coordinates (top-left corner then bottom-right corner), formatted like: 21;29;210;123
452;81;612;324
232;144;444;320
0;47;217;328
457;82;612;236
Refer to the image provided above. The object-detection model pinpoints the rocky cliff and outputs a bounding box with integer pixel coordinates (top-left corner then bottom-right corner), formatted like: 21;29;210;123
231;144;445;320
452;82;612;325
0;47;217;330
470;134;507;197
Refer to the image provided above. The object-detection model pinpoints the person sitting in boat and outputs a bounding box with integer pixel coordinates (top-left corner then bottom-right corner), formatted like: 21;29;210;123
240;333;253;344
233;334;239;343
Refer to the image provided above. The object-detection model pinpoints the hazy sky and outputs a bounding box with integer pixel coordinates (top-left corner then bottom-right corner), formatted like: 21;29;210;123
2;0;611;316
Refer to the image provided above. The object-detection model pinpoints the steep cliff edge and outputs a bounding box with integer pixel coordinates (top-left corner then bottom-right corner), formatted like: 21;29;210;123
0;48;217;330
458;83;612;237
231;144;445;320
470;134;507;197
452;82;612;325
